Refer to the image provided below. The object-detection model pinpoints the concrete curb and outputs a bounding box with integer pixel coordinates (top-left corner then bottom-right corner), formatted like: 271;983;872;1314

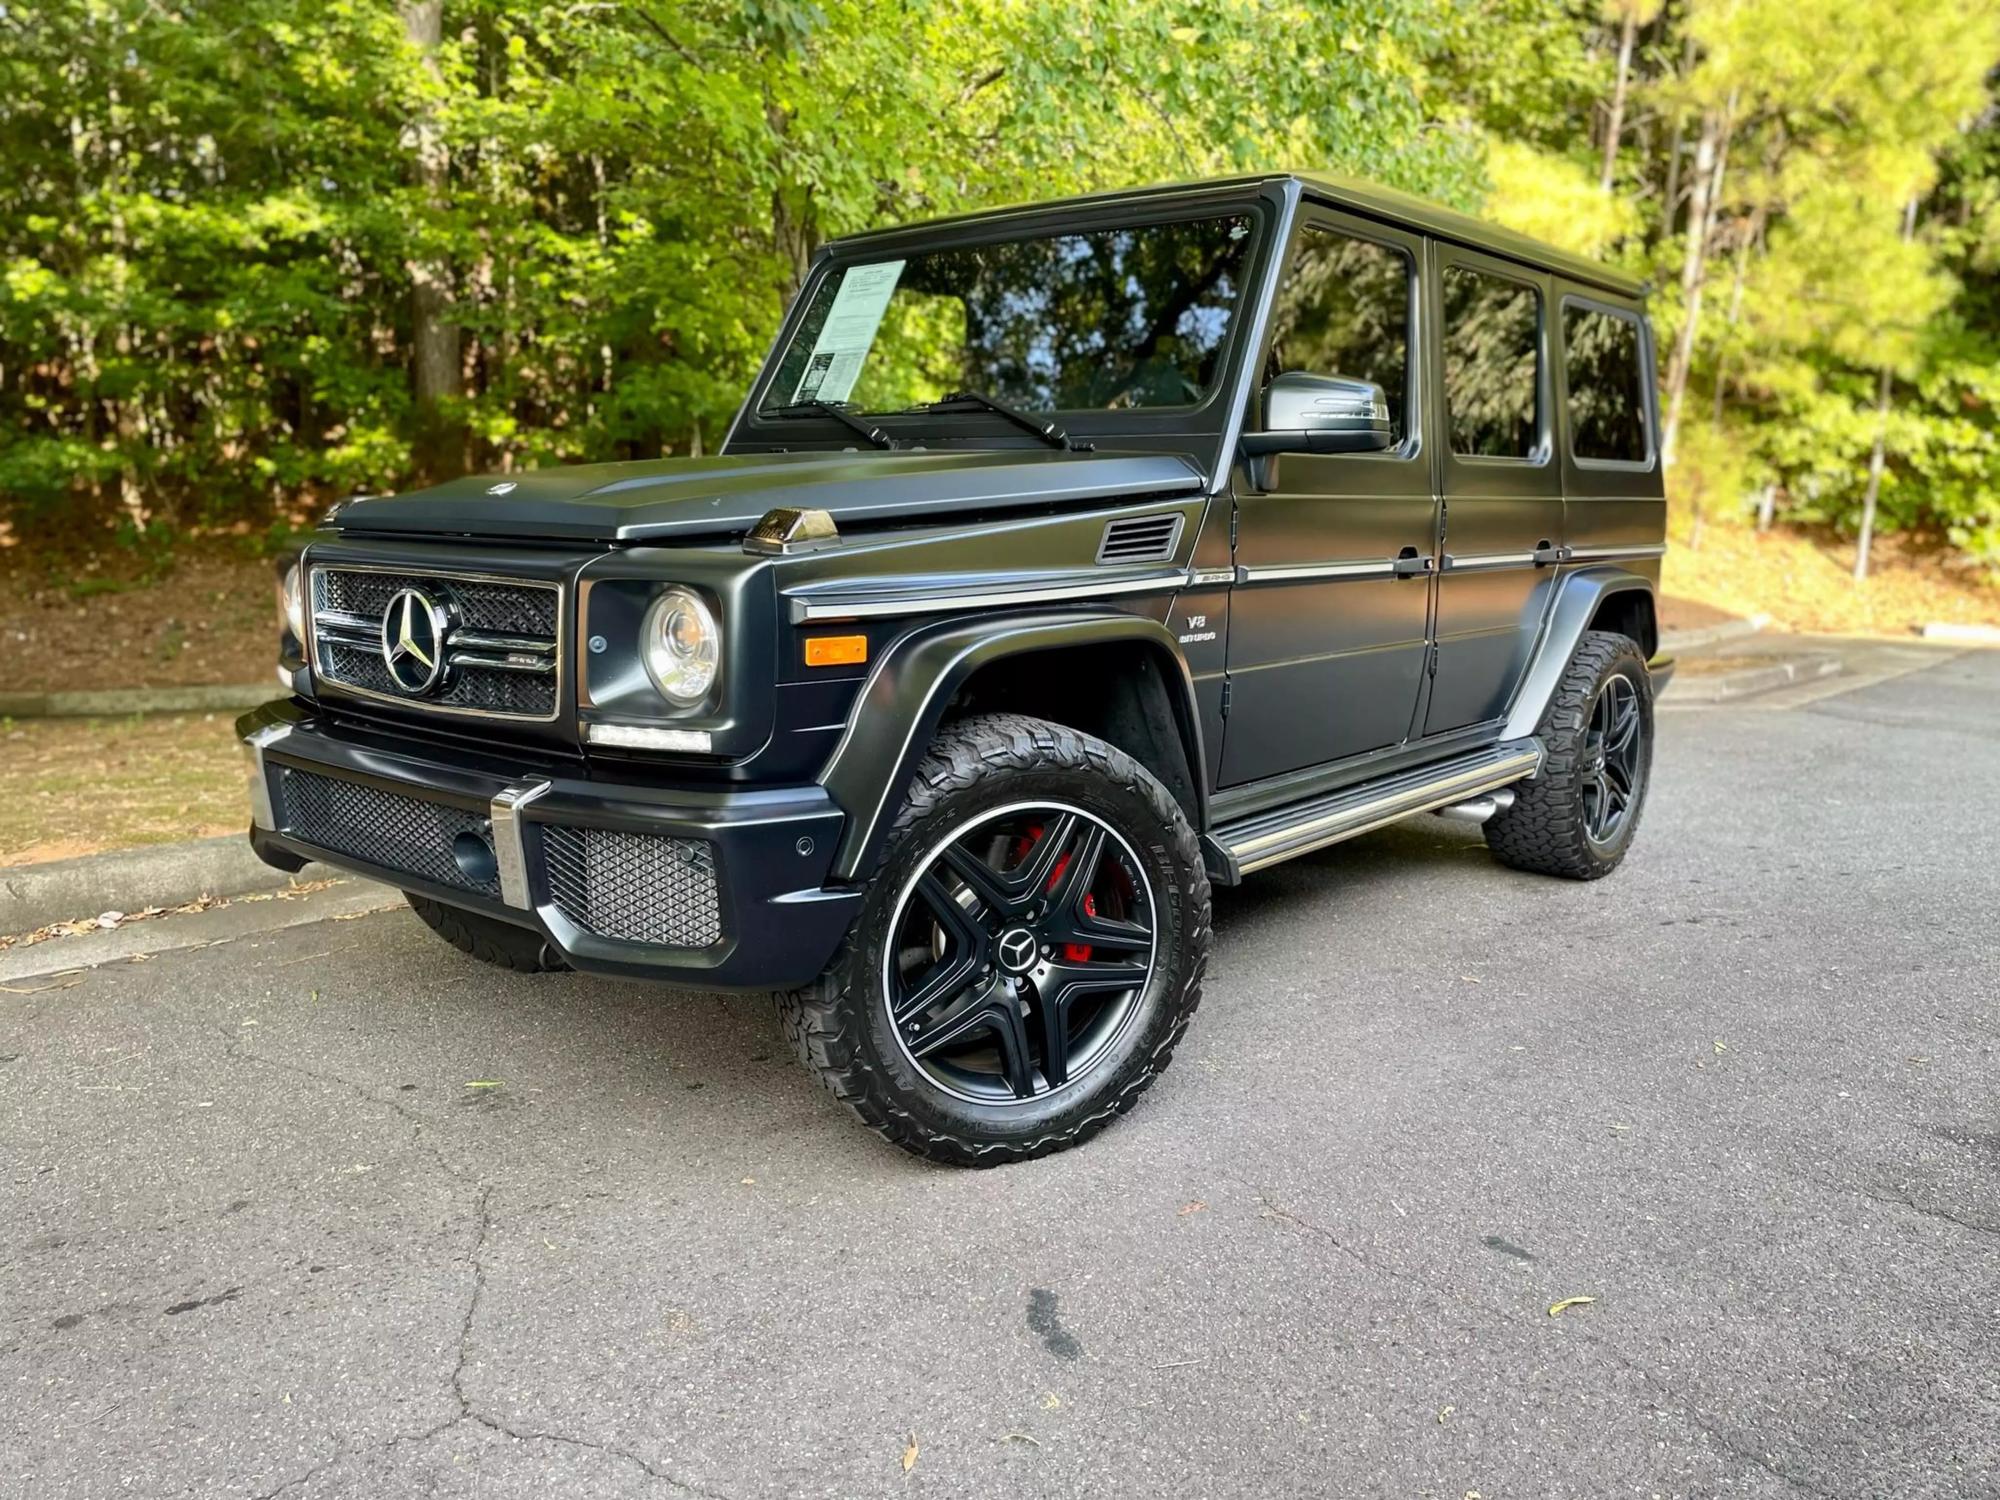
1918;621;2000;646
0;682;277;719
1667;652;1844;704
1;835;326;938
1659;613;1771;655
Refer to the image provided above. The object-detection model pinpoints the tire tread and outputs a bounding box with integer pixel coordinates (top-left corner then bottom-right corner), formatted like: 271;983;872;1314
1484;630;1651;881
777;712;1210;1167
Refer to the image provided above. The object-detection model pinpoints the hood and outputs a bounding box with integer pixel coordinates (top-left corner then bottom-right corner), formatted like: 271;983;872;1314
330;448;1207;544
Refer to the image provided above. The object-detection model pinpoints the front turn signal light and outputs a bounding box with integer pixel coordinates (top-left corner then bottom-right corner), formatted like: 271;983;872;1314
804;634;868;668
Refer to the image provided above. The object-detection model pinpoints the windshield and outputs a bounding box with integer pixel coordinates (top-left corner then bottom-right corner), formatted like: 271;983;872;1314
761;213;1259;417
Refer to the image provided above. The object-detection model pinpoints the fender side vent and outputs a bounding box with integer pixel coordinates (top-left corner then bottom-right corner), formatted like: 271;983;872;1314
1096;513;1184;564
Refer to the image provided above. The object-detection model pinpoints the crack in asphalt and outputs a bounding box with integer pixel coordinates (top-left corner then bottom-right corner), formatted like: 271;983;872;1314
241;1185;727;1498
1856;1186;2000;1240
215;1038;727;1497
220;1022;468;1187
1243;1182;1839;1500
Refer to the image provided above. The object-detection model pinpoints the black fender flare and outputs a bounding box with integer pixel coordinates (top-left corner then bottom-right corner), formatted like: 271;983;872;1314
1501;567;1659;742
818;610;1206;881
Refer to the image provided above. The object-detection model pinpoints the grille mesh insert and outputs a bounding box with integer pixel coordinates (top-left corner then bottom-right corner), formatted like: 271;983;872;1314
281;769;498;896
543;825;722;948
311;567;560;719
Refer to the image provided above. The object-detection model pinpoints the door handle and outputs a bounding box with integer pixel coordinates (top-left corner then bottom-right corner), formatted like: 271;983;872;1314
1393;549;1434;578
1532;541;1571;566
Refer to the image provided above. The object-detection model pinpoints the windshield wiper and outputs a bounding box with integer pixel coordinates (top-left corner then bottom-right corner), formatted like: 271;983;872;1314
901;390;1091;452
761;399;898;450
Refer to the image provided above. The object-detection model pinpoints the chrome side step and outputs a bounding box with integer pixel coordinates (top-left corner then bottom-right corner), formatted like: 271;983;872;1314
1204;741;1543;882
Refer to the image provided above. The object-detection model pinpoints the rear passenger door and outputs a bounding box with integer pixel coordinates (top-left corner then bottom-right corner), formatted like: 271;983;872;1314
1424;247;1564;736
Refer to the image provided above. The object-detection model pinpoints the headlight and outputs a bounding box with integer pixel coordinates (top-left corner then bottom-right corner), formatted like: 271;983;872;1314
641;587;720;705
280;562;306;641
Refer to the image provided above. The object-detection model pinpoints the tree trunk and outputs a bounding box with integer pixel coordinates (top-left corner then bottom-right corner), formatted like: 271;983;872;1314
1600;9;1638;192
402;1;464;481
1854;197;1921;582
1659;35;1698;236
1661;98;1734;468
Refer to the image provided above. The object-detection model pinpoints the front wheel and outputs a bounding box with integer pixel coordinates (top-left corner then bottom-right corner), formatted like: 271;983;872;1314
1484;629;1654;880
779;713;1211;1166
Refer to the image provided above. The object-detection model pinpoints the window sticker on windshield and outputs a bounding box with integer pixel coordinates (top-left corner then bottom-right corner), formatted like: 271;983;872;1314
791;260;905;404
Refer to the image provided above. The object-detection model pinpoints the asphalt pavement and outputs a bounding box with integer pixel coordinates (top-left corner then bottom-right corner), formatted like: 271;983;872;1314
3;644;1995;1499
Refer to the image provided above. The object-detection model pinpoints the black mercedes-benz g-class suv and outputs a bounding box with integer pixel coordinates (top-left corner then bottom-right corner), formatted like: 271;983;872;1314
242;172;1669;1165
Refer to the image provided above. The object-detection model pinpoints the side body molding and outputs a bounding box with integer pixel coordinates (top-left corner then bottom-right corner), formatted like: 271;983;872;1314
819;611;1205;882
1501;566;1658;743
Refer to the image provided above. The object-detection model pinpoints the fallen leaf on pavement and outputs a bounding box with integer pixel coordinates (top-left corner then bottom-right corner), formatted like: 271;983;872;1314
1438;1404;1454;1424
1548;1295;1597;1317
1178;1200;1206;1216
902;1432;919;1472
464;1080;503;1089
998;1431;1041;1447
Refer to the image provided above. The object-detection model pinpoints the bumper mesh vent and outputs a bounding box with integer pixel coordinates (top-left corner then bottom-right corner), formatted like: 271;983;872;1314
281;769;498;896
543;825;722;948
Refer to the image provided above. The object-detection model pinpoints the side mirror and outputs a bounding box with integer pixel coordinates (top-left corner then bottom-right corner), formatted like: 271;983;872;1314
1241;371;1394;457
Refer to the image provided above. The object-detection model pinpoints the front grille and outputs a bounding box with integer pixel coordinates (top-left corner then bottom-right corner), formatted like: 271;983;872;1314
309;566;561;721
280;768;499;895
543;825;722;948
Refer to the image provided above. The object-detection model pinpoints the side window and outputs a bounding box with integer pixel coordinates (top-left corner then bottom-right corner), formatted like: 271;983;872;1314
1563;305;1649;462
1441;264;1541;459
1265;226;1413;447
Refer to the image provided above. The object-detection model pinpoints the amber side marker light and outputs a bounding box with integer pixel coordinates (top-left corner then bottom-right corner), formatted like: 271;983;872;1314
804;634;868;667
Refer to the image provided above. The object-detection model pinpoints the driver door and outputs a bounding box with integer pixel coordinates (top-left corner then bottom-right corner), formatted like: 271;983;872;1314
1220;211;1438;787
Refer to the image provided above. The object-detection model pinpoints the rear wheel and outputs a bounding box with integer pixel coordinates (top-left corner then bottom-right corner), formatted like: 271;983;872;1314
779;713;1210;1166
404;893;567;973
1484;629;1653;880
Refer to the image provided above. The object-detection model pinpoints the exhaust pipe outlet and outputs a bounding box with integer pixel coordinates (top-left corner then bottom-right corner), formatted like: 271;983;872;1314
1435;787;1517;825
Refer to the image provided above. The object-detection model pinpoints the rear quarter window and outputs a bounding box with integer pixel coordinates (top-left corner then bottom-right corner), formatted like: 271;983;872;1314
1563;305;1650;463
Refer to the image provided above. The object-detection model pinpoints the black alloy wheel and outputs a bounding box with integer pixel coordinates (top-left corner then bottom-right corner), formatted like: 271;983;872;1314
1581;672;1644;848
1483;629;1654;880
884;803;1157;1104
779;713;1210;1166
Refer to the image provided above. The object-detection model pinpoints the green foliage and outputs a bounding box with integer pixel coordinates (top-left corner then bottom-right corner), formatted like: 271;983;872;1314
0;0;1477;544
1;0;1996;571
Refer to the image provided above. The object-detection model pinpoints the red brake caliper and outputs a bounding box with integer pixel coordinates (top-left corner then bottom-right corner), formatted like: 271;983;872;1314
1013;825;1094;963
1045;850;1095;964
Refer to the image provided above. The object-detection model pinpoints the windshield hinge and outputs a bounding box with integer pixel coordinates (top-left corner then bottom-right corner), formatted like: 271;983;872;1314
1220;678;1232;718
1229;503;1240;552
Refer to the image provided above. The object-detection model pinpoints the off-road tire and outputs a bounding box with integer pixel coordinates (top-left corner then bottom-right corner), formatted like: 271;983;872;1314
778;713;1211;1167
1484;629;1653;880
404;893;567;973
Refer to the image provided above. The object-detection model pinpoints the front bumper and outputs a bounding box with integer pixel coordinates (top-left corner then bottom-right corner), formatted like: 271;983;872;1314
238;700;860;990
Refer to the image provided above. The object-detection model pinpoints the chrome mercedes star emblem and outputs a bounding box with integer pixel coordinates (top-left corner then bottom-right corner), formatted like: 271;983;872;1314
380;588;449;695
997;927;1040;975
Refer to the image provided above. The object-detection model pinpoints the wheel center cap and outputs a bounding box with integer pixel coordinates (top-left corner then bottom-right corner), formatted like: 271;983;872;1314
996;927;1039;975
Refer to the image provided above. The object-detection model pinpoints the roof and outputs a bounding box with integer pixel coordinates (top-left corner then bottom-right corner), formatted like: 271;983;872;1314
832;171;1646;301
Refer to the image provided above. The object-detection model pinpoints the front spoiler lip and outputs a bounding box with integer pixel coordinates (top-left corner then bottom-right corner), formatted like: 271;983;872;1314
238;699;860;991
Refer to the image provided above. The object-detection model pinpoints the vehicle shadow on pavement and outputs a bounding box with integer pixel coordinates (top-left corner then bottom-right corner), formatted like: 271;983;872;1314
178;818;1505;1180
1209;817;1493;936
